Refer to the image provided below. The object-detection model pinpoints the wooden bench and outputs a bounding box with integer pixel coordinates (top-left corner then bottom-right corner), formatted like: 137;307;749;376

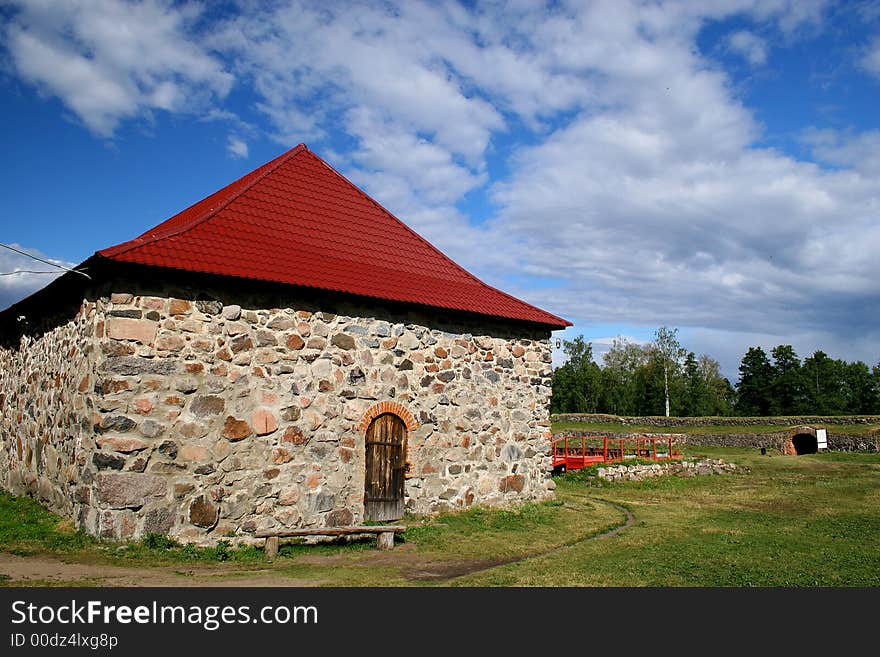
256;525;406;560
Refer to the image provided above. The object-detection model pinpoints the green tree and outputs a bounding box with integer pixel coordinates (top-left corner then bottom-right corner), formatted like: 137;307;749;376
770;345;804;415
550;336;602;413
802;351;847;414
842;361;878;414
634;353;670;415
736;346;773;415
699;354;736;415
681;352;705;416
651;326;686;417
872;362;880;413
599;337;648;415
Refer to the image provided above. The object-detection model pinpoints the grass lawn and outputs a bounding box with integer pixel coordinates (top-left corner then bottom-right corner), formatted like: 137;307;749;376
2;445;879;586
455;446;880;586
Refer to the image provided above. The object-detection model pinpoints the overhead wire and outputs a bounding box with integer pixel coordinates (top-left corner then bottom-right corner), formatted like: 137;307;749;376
0;242;91;279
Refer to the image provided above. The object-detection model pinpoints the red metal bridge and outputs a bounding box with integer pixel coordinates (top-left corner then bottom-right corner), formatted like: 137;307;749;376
552;435;681;472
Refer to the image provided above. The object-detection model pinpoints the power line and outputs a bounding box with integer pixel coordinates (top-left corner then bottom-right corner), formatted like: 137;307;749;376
0;270;64;276
0;243;90;279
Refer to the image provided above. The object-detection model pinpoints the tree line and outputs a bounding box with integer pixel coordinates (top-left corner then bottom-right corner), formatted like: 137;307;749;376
551;327;880;416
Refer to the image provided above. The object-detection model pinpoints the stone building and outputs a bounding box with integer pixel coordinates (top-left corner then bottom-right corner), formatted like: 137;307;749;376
0;144;570;543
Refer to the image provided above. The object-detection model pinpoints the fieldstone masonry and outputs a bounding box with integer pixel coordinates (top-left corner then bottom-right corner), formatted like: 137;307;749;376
596;459;739;482
1;290;555;544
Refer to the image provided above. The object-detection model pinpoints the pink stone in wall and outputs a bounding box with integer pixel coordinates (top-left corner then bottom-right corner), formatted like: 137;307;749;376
96;436;148;453
156;335;186;352
272;447;293;464
222;416;251;441
278;487;299;505
133;398;154;415
252;409;277;435
106;318;157;345
169;299;191;316
282;426;308;445
179;445;210;462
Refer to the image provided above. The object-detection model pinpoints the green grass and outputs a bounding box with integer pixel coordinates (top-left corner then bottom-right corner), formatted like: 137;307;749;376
2;447;880;586
552;420;880;436
454;446;880;586
0;491;267;565
401;496;618;559
0;492;96;555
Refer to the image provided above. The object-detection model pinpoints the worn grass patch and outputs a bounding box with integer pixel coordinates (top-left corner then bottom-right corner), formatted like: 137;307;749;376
402;495;620;561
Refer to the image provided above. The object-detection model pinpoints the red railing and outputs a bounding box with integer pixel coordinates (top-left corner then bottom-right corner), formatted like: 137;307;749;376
551;435;680;471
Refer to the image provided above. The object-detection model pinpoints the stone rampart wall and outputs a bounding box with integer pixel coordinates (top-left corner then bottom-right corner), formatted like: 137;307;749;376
553;413;880;426
554;429;879;452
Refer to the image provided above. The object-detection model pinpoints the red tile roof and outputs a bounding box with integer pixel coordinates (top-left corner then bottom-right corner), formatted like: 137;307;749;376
98;144;571;328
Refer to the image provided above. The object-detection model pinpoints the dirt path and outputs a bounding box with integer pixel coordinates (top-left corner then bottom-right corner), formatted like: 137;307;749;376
0;553;320;587
399;496;635;581
0;498;635;587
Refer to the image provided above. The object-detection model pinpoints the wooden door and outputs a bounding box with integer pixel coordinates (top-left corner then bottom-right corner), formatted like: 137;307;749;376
364;413;406;521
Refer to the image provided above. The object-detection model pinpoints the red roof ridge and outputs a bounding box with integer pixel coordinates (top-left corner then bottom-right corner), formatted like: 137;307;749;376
309;152;570;327
92;143;571;328
99;143;308;259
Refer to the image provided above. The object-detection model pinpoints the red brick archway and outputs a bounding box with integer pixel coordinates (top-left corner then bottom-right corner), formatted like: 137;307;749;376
358;401;418;480
784;426;819;455
357;401;418;434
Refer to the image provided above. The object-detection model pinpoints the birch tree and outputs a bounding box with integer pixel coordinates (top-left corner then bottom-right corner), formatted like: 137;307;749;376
652;326;685;417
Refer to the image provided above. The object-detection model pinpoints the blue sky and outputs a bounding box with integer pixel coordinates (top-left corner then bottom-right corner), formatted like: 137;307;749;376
1;0;879;380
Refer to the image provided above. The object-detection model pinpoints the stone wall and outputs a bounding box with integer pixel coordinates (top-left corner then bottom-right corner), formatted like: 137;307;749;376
553;413;880;426
0;301;99;519
555;429;879;452
676;430;878;452
596;459;739;482
1;282;555;543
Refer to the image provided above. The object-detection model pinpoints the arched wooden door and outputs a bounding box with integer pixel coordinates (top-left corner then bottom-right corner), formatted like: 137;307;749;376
364;413;406;521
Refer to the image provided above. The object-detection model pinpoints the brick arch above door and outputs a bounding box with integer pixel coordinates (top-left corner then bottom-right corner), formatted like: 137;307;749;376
357;401;418;434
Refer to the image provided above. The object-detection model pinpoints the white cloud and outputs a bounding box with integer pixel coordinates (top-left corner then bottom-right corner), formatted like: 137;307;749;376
728;30;768;65
204;0;877;359
5;0;877;373
213;2;503;163
861;35;880;78
345;107;487;205
802;128;880;175
0;244;75;311
3;0;232;136
226;135;249;159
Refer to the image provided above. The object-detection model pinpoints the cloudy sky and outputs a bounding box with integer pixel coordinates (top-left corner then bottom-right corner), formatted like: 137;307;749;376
1;0;879;379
